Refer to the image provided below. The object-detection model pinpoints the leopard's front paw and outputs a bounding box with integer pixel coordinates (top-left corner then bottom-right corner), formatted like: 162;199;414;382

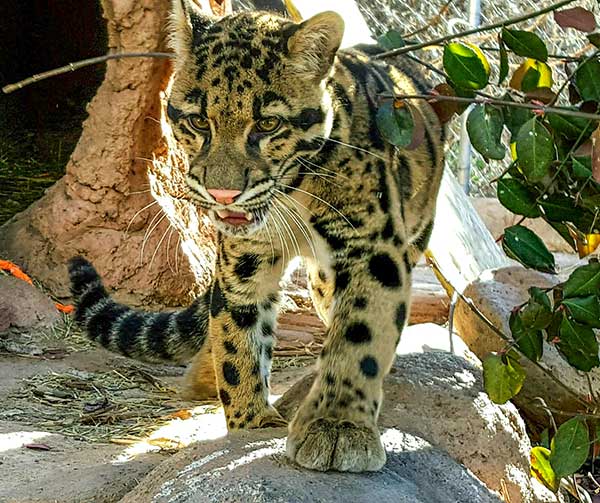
286;417;385;472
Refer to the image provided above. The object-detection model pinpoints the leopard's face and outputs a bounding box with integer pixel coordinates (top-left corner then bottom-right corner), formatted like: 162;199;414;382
167;5;344;236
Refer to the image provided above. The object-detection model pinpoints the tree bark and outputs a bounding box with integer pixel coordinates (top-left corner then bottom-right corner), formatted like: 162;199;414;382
0;0;215;306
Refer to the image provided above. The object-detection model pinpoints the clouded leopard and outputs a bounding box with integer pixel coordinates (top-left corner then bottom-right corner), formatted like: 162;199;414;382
68;0;444;472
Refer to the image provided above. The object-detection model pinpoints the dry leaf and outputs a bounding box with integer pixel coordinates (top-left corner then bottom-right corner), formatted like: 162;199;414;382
24;443;51;451
554;7;597;33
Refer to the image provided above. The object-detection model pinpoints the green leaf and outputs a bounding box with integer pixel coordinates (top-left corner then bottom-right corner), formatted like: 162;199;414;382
572;156;593;179
498;35;509;85
539;194;585;223
588;33;600;48
377;30;406;50
503;94;534;139
466;104;506;160
576;58;600;102
482;353;526;404
521;297;552;330
557;315;600;371
531;446;560;492
502;225;556;273
497;178;541;217
547;112;597;142
563;262;600;297
549;417;589;478
376;100;415;148
443;42;489;90
515;118;555;182
510;311;544;361
501;28;548;62
521;67;542;93
562;295;600;328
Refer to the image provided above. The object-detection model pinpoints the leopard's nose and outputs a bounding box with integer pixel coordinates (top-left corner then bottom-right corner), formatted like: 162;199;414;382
207;189;242;205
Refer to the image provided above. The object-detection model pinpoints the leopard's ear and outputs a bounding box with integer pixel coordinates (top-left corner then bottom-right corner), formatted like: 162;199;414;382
169;0;215;56
286;11;345;79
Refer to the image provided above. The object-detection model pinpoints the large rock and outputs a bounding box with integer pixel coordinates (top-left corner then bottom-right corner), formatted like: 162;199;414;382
454;266;600;425
120;428;502;503
123;324;560;503
278;327;558;503
0;276;59;332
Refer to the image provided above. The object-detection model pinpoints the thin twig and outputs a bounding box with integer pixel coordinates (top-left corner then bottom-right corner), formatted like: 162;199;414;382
384;93;600;121
2;52;174;94
373;0;578;59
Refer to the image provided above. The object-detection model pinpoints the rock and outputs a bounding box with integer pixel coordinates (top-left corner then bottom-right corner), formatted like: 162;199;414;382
0;276;59;332
277;327;561;503
120;428;502;503
454;266;600;426
471;197;574;253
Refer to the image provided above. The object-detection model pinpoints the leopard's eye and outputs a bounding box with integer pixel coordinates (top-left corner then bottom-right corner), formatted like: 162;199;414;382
255;117;281;133
188;115;210;132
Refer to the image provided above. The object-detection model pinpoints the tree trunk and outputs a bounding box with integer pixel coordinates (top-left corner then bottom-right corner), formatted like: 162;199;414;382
0;0;215;306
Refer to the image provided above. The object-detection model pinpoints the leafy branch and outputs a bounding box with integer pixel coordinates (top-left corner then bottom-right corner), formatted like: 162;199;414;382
373;0;578;59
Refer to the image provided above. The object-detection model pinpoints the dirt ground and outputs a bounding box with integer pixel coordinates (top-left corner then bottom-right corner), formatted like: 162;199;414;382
0;263;446;503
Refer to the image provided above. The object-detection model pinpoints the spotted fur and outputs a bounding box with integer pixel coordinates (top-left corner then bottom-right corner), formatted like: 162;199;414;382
68;0;444;472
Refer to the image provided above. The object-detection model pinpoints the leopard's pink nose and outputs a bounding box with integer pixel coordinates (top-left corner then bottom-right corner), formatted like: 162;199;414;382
207;189;242;205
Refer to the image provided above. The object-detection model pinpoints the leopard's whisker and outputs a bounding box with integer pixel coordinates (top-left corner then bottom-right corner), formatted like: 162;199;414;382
149;220;173;270
297;156;351;181
274;195;318;264
315;136;386;161
140;213;167;266
125;200;159;234
278;183;356;232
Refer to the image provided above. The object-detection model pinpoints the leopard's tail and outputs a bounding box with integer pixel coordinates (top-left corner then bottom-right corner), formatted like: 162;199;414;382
68;256;208;363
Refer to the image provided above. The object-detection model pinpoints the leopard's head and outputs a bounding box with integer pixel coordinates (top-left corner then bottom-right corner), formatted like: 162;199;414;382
167;0;344;236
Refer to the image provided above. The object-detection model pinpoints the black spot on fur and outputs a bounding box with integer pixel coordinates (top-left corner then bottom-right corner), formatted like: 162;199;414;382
224;340;237;355
342;378;352;387
355;388;366;400
335;269;350;293
234;253;260;281
382;217;395;240
396;303;407;331
223;361;240;386
228;420;235;428
345;322;372;344
414;220;434;252
260;322;273;338
325;373;335;385
219;389;232;406
360;356;379;378
234;410;242;419
253;382;262;393
231;304;258;329
353;297;368;309
369;253;400;288
246;412;255;423
210;282;226;317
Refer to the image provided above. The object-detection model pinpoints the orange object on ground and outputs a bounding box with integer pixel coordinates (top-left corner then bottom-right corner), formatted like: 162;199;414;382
0;259;33;285
55;303;75;314
0;258;75;314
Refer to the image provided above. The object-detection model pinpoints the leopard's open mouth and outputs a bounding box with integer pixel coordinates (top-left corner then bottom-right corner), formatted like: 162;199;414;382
210;206;268;235
215;209;254;227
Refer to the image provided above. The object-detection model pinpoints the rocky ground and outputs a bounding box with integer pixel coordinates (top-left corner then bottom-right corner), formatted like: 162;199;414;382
0;263;448;503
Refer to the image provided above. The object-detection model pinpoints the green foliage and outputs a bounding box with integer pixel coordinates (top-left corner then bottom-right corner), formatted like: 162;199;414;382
502;225;556;273
374;6;600;487
549;418;590;479
443;42;489;90
482;352;526;404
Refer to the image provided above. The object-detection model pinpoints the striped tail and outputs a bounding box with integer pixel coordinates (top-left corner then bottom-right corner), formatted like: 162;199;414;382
68;256;208;363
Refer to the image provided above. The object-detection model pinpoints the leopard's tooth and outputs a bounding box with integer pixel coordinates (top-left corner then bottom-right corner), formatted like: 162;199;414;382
216;209;229;218
244;211;254;221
